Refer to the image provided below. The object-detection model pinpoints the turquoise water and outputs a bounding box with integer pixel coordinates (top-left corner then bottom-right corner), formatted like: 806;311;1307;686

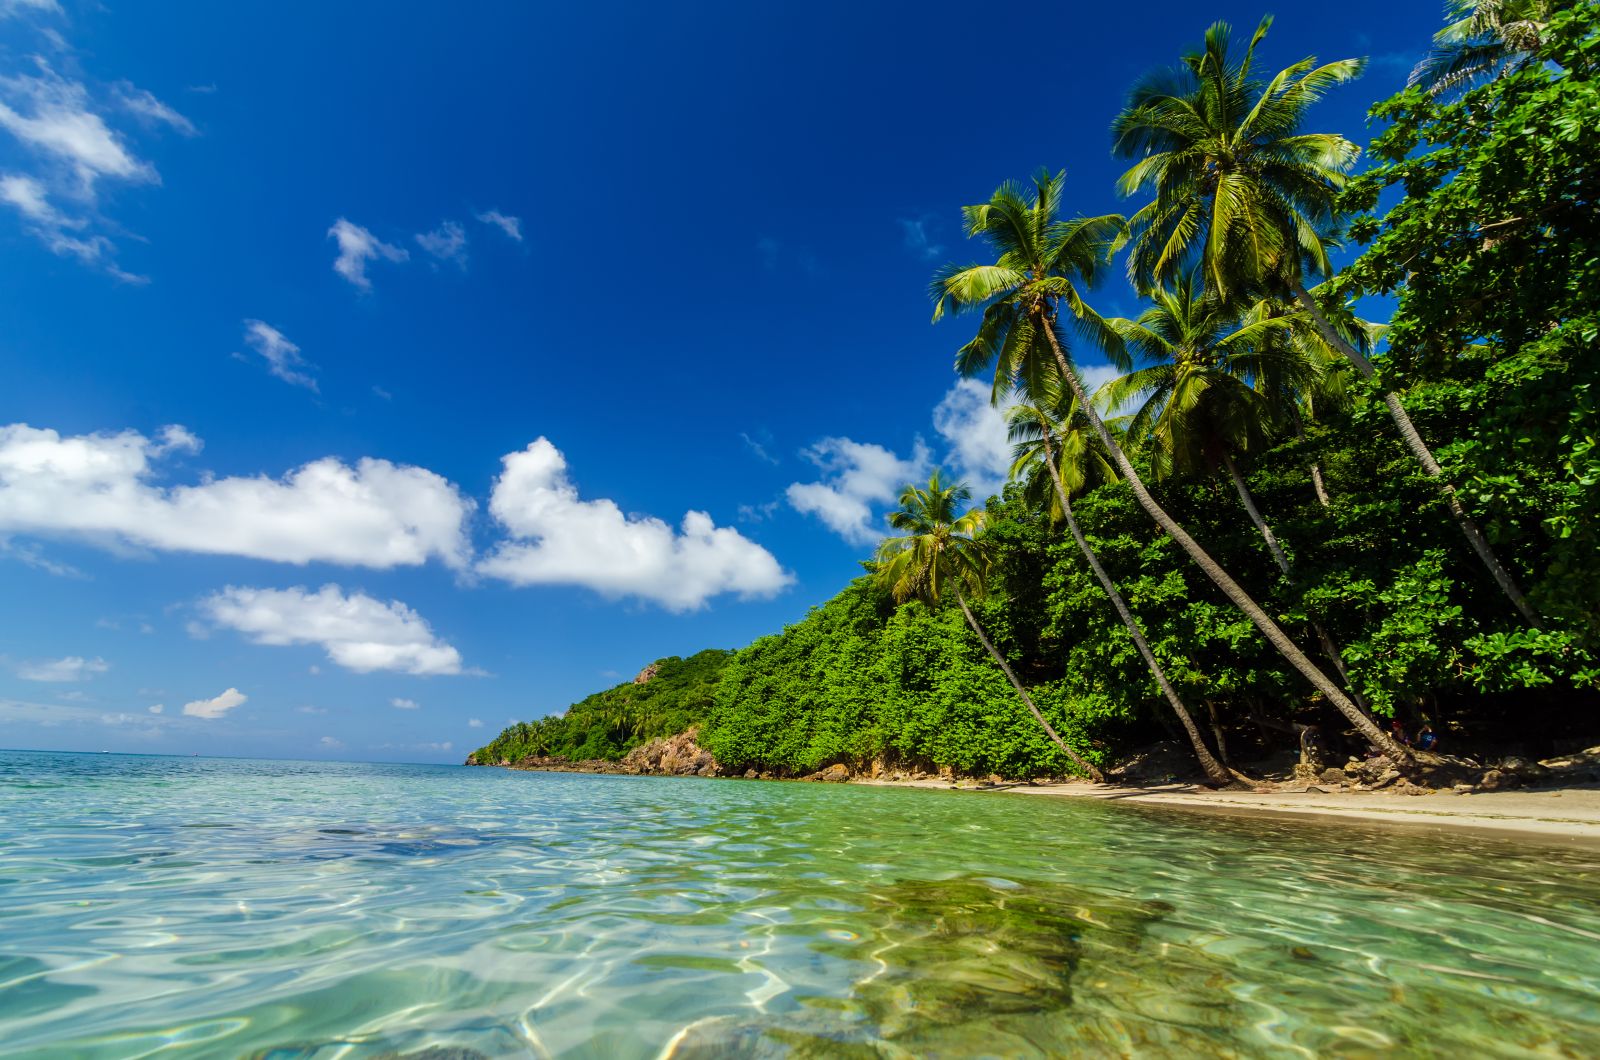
2;752;1600;1058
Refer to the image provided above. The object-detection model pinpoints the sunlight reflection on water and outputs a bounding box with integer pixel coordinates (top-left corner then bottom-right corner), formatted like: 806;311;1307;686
1;750;1599;1058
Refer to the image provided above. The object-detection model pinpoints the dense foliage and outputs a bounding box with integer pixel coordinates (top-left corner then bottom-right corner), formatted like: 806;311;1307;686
471;649;730;763
476;3;1600;779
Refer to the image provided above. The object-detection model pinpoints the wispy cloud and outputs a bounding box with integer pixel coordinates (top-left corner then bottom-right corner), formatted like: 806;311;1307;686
415;220;467;267
898;216;943;261
474;209;521;241
328;217;408;291
238;319;318;391
0;25;190;279
15;655;107;682
740;430;779;465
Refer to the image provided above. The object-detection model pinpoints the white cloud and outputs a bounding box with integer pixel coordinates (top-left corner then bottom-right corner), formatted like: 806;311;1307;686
16;655;107;682
474;209;521;241
147;703;163;713
327;218;407;290
319;735;343;749
296;704;327;714
1;1;62;18
468;718;483;728
0;60;153;188
415;220;466;266
0;36;187;276
391;697;419;710
932;378;1019;501
786;437;929;546
0;534;83;577
1;173;71;225
112;83;195;136
0;423;474;569
239;320;317;391
183;686;246;719
478;439;792;611
199;584;467;676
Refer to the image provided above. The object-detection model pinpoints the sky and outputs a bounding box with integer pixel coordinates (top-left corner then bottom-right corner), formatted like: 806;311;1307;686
0;0;1443;762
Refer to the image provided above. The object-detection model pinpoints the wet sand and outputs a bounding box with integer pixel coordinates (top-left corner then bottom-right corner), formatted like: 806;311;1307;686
858;777;1600;844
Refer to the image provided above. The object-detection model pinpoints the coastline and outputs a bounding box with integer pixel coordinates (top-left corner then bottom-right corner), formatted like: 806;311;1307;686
853;776;1600;844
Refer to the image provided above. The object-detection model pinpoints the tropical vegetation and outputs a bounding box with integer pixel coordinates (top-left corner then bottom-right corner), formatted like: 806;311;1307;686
474;2;1600;783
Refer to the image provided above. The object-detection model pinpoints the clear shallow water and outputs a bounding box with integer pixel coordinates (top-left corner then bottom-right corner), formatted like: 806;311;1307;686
2;752;1599;1058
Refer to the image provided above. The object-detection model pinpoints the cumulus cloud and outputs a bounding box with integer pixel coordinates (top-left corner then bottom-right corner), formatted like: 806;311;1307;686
15;655;107;682
319;735;343;749
415;220;467;266
328;218;407;290
474;209;521;241
468;718;483;728
147;703;163;713
183;686;246;719
0;423;473;569
477;438;792;610
239;320;317;391
391;697;419;709
931;378;1019;500
199;584;467;676
786;437;930;546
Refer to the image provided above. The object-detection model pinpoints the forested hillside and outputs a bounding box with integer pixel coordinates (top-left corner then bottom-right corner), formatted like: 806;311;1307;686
474;3;1600;781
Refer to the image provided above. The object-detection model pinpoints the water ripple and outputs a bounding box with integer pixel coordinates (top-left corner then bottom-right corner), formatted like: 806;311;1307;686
1;751;1599;1057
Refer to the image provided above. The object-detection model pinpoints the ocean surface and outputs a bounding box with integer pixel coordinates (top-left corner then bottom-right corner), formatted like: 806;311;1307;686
2;751;1599;1058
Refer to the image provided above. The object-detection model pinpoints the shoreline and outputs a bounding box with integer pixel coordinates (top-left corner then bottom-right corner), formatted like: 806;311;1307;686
852;776;1600;845
491;760;1600;845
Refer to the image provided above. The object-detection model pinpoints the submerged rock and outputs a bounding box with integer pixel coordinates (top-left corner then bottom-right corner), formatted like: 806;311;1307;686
667;876;1179;1057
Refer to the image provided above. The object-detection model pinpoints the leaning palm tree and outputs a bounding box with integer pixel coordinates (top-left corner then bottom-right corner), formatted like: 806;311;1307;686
1105;278;1371;702
1410;0;1554;95
1111;15;1540;628
932;169;1411;761
874;471;1105;782
1008;384;1234;786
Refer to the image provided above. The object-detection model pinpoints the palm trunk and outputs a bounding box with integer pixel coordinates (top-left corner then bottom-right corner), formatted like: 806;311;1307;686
1291;283;1540;628
1310;463;1331;508
953;586;1106;783
1222;450;1367;708
1038;425;1233;786
1222;451;1291;574
1039;320;1411;762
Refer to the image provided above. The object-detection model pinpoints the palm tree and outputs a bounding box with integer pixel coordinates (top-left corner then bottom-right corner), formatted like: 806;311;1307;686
1103;278;1368;702
1410;0;1554;95
1007;384;1234;786
874;471;1106;782
932;169;1411;762
1111;15;1540;628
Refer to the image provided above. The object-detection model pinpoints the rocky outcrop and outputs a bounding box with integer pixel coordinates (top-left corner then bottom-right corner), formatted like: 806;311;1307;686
633;663;659;685
619;728;719;776
503;728;721;778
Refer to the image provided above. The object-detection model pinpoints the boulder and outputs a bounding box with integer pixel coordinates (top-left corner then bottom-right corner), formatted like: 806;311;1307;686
1479;769;1521;791
816;763;851;783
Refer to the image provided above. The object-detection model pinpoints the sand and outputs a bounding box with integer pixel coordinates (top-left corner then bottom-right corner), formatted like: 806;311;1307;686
857;777;1600;845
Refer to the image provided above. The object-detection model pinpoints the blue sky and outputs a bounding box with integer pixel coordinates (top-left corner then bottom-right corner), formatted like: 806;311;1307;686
0;1;1441;761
